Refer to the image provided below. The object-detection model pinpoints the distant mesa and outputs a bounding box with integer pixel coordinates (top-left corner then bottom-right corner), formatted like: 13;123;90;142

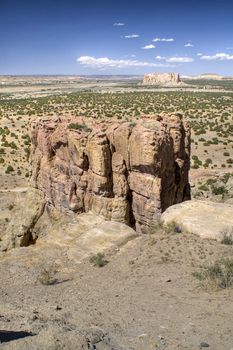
198;73;224;80
183;73;227;80
142;72;182;86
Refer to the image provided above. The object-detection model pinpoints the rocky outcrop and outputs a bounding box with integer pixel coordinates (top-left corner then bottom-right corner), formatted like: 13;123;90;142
30;114;190;233
142;73;181;86
161;200;233;241
0;188;46;251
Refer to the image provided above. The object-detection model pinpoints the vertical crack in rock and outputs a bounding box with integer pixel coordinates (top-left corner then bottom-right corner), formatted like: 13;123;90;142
30;114;190;233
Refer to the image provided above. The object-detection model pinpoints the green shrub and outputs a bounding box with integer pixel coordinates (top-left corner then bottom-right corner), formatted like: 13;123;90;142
89;253;109;267
164;221;182;234
198;185;209;192
193;258;233;289
68;123;92;132
221;230;233;245
37;265;58;285
211;186;227;196
5;165;14;173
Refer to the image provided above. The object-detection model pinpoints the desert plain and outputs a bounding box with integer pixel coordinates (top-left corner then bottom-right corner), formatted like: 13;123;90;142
0;75;233;349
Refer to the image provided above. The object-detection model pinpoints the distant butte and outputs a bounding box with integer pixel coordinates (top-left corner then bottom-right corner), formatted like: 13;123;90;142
142;72;182;86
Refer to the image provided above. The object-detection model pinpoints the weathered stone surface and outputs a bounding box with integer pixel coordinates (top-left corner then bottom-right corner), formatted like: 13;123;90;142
0;188;45;251
30;114;190;233
161;200;233;240
142;73;181;86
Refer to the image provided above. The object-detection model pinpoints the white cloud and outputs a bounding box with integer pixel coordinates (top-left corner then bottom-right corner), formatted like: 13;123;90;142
124;34;140;38
197;53;202;56
155;55;166;60
77;56;174;69
184;43;193;47
166;57;194;63
200;52;233;61
113;22;125;26
152;38;174;42
141;44;156;50
155;55;194;63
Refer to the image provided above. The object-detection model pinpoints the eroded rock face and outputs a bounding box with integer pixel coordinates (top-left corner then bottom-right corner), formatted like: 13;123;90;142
30;114;190;233
0;188;46;251
142;73;181;86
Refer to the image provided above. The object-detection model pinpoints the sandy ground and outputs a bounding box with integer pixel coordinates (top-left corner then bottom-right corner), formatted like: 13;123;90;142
0;190;233;350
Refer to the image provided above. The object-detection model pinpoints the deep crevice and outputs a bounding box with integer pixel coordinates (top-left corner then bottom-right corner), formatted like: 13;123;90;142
125;168;136;229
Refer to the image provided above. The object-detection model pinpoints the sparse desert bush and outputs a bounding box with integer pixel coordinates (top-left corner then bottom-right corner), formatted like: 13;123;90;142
5;165;14;173
68;122;92;132
37;264;58;285
221;229;233;245
164;221;182;234
7;203;14;210
89;253;109;267
223;152;230;156
193;258;233;289
211;185;227;196
198;184;209;192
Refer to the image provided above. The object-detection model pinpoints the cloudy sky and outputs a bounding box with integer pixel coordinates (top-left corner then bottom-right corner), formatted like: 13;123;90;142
1;0;233;75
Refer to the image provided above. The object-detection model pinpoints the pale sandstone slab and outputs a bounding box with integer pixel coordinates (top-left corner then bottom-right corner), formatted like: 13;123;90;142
161;200;233;240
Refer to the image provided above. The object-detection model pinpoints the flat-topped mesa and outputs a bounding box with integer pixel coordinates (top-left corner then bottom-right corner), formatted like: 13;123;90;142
142;73;181;86
30;114;190;233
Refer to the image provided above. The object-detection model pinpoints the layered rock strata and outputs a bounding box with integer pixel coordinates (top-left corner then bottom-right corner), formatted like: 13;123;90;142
30;114;190;233
142;73;181;85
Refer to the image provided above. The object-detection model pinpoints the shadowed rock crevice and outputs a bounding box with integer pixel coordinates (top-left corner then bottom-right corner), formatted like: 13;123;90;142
30;114;190;233
0;330;35;343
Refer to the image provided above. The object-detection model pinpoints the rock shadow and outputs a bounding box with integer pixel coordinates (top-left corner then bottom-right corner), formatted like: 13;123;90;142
0;330;35;343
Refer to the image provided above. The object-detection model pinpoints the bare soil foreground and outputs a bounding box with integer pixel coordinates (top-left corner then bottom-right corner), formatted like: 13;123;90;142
0;192;233;350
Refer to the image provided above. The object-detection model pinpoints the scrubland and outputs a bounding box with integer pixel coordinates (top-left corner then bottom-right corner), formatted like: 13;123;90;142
1;89;232;189
0;79;233;349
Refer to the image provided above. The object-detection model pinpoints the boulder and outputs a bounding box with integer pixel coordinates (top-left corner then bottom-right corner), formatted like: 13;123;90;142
0;188;45;251
161;200;233;240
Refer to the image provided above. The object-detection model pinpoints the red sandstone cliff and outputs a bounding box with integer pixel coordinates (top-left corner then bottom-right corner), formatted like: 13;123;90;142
30;114;190;233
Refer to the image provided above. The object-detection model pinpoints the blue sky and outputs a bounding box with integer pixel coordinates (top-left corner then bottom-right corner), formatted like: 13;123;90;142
1;0;233;75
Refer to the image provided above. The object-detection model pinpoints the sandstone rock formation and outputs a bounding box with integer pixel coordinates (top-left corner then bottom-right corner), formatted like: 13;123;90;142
0;188;45;251
30;114;190;233
142;73;181;86
161;200;233;240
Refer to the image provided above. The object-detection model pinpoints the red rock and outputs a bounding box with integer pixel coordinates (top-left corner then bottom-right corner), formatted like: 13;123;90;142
30;114;190;233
